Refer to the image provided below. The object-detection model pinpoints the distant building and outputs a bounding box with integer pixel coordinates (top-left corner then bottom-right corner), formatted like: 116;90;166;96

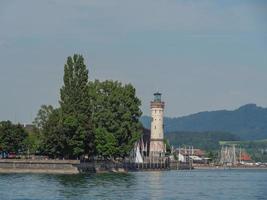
23;124;35;133
240;152;252;162
175;147;210;164
175;148;205;157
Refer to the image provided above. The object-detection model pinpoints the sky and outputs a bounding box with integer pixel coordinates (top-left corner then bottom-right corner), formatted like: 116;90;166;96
0;0;267;123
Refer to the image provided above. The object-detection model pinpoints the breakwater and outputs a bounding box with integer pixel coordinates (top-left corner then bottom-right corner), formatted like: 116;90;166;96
78;159;192;172
0;159;192;174
79;160;170;173
0;159;80;174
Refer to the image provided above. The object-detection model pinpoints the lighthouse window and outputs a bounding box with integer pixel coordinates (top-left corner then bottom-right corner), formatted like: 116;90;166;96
155;126;156;129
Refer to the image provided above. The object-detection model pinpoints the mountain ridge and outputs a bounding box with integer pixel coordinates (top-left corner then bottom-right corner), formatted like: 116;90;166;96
140;104;267;140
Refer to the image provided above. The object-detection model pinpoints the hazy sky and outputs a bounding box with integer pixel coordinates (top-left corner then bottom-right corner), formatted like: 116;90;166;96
0;0;267;123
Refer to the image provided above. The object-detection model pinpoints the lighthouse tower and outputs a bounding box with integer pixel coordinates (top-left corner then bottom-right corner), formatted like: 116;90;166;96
150;92;165;157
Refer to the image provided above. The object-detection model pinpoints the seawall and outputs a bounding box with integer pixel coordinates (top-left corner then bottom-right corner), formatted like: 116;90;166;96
0;159;192;174
0;159;80;174
0;160;130;174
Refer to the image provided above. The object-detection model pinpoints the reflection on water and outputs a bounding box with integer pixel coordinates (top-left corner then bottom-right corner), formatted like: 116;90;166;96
52;173;136;199
145;171;164;199
56;174;88;187
0;170;267;200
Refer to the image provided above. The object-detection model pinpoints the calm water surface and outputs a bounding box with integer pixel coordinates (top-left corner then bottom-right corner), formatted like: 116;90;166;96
0;169;267;200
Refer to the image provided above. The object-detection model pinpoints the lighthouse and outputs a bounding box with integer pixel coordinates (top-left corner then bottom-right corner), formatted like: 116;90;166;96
150;92;165;157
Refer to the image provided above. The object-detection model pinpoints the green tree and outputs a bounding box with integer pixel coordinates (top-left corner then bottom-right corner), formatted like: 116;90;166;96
42;108;67;158
59;54;93;158
163;138;171;155
35;54;143;160
89;80;142;158
206;151;217;162
0;121;28;153
24;131;43;155
95;128;117;158
33;105;54;130
30;105;54;155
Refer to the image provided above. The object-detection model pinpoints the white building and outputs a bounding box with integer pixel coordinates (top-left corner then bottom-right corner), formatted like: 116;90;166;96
149;92;165;157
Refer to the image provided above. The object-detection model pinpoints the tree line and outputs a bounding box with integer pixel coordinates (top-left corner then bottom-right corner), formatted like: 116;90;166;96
0;54;143;159
165;131;239;151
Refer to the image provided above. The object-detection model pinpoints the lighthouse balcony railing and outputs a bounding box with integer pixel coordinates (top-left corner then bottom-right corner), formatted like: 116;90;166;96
150;102;165;108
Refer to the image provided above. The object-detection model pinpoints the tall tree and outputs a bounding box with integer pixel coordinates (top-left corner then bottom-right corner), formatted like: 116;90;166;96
59;54;93;158
89;80;142;158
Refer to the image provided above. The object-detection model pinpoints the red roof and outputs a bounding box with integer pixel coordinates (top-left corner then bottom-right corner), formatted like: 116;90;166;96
241;152;251;161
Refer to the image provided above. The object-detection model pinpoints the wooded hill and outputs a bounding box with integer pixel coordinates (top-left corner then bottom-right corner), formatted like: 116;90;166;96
141;104;267;140
165;131;239;151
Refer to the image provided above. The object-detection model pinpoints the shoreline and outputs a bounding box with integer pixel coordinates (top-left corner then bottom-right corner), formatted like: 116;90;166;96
0;168;79;174
194;166;267;170
1;159;267;174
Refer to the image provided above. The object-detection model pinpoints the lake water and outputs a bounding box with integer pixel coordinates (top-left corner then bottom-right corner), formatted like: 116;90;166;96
0;169;266;200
